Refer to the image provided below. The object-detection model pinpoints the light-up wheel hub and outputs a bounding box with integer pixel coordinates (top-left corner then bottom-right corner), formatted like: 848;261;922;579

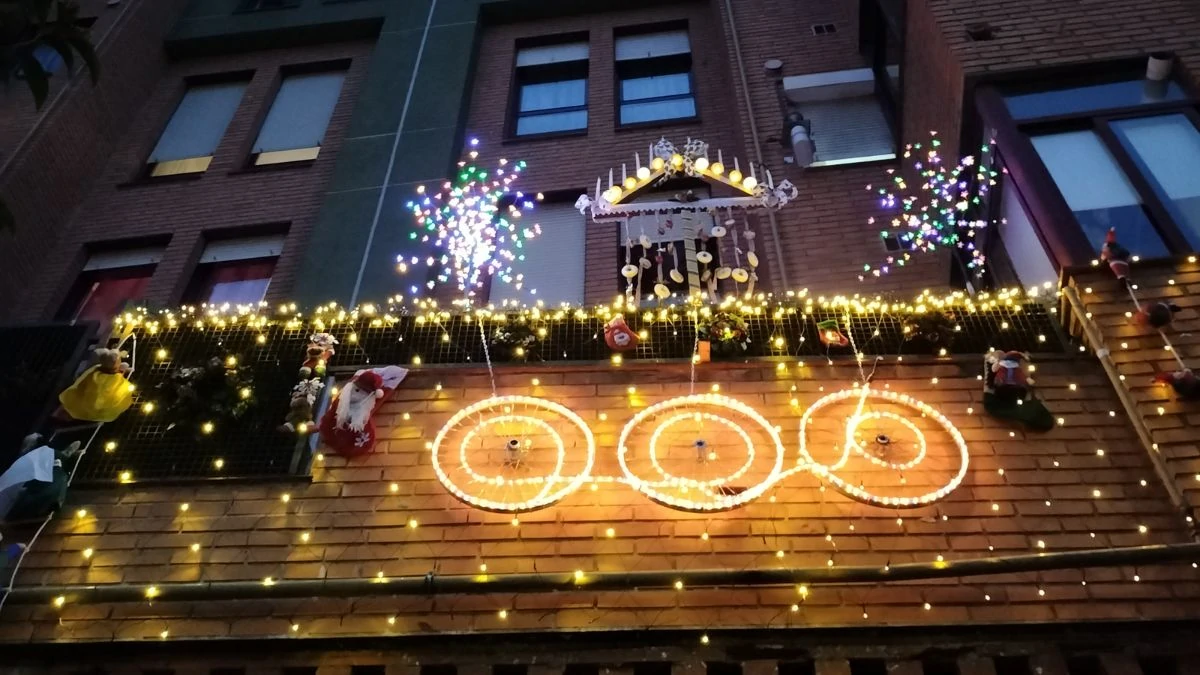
798;385;968;507
618;394;785;511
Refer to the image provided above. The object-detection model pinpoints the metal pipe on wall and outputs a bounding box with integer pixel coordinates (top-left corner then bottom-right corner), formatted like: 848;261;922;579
8;542;1200;606
720;0;790;292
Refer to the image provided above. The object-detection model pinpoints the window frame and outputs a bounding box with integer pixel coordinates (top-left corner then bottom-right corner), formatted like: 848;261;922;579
613;24;698;129
56;265;157;324
144;71;253;179
977;72;1200;268
235;0;301;12
183;256;278;306
248;60;350;168
507;35;590;141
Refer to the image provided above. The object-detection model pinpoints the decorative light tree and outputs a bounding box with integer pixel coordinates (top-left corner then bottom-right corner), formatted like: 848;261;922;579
861;133;998;280
402;138;541;302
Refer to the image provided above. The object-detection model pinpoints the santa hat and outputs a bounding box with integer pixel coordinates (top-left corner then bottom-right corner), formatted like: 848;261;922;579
352;370;384;395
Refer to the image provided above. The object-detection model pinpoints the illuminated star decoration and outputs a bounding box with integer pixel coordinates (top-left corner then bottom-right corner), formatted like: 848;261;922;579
402;138;541;298
861;132;998;279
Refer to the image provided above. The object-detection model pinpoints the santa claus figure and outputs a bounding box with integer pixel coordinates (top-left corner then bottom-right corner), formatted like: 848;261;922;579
319;366;407;458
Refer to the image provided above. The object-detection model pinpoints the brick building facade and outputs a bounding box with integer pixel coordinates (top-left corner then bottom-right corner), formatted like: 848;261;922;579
3;0;1200;673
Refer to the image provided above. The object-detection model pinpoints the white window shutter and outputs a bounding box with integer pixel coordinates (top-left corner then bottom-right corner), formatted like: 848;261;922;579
490;204;585;306
200;235;286;263
150;82;247;163
83;248;164;271
615;31;690;60
516;42;589;67
253;72;346;154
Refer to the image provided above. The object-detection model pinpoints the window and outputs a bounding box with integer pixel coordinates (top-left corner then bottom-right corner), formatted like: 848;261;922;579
184;235;284;306
1030;130;1168;256
985;72;1200;261
782;68;896;166
148;80;247;177
59;248;162;325
489;203;586;306
615;28;696;125
237;0;300;11
252;69;346;165
512;40;589;137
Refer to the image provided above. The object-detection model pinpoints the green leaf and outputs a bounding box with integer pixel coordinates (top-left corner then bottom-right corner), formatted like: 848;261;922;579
65;33;97;83
20;52;48;108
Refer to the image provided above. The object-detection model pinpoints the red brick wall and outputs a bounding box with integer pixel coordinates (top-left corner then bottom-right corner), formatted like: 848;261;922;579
12;40;374;321
465;1;951;303
4;359;1196;642
0;0;191;322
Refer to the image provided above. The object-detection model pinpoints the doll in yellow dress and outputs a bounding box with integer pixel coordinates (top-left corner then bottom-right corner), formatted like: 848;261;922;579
57;348;134;423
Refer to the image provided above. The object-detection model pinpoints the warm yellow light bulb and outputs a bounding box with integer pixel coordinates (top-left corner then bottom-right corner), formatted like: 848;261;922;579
694;157;710;171
728;169;743;183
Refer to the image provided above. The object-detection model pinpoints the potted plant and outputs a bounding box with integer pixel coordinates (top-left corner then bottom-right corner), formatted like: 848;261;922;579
697;311;751;359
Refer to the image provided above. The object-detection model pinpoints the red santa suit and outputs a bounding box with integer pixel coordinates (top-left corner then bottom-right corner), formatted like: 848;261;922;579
319;366;407;458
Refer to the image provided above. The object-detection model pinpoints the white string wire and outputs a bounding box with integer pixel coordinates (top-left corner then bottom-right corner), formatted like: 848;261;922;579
477;317;497;397
1126;282;1188;371
0;335;135;617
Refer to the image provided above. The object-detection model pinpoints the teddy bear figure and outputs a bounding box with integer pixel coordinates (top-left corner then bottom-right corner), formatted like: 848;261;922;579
279;378;324;434
56;348;134;422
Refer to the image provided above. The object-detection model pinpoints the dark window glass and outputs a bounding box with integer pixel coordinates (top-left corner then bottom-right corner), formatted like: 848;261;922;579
1004;79;1188;120
1065;656;1102;675
1030;129;1169;256
847;660;886;675
992;656;1031;675
1109;114;1200;247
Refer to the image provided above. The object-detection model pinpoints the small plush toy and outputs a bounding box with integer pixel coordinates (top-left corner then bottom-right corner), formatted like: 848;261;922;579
604;315;639;352
1100;228;1132;282
56;348;134;422
279;378;324;434
299;333;338;378
1154;369;1200;399
983;351;1054;431
817;319;849;347
1135;301;1181;329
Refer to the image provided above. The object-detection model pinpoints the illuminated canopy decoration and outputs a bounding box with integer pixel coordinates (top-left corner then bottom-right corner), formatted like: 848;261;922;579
403;139;541;298
574;137;798;221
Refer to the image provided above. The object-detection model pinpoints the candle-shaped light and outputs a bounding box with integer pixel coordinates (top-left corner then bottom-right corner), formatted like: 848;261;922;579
635;152;641;171
608;168;614;190
622;163;627;182
767;169;774;189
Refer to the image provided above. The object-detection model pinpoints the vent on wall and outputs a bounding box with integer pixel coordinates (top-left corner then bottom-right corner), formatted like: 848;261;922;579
966;23;996;41
812;23;837;35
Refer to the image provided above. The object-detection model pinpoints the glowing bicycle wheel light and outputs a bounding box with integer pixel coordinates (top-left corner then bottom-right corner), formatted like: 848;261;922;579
798;385;968;507
618;393;785;511
431;396;595;512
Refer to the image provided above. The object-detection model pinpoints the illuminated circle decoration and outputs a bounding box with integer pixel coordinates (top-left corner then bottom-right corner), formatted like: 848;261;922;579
432;396;595;512
618;394;786;511
798;385;969;507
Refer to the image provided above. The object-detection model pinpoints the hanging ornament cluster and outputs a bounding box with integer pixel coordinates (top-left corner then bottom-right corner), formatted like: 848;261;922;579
402;139;541;299
861;132;997;279
982;350;1054;431
1101;228;1197;399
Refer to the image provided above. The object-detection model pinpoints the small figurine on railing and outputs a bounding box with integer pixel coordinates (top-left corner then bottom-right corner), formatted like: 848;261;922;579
299;332;338;378
1100;228;1132;283
1135;301;1181;330
55;348;133;423
279;378;325;435
1154;369;1200;400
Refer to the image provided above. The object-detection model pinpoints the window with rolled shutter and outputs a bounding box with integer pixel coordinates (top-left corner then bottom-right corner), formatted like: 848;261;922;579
489;203;586;306
252;70;347;165
148;81;247;176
